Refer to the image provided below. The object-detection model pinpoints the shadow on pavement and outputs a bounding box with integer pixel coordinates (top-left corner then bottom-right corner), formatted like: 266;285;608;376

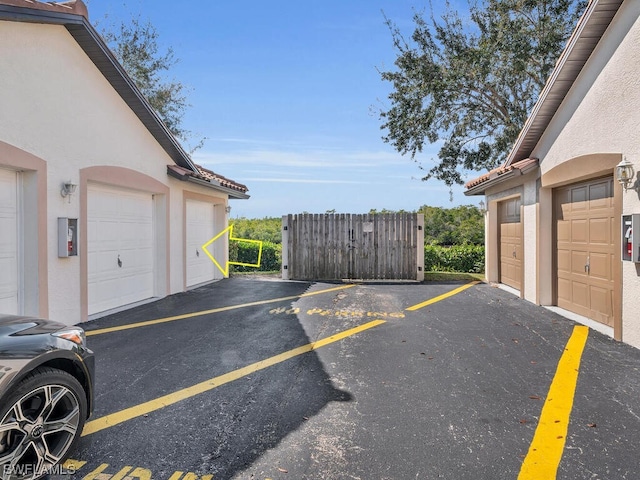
73;277;353;479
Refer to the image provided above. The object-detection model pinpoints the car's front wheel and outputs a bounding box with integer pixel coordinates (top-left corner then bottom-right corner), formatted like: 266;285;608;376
0;367;87;480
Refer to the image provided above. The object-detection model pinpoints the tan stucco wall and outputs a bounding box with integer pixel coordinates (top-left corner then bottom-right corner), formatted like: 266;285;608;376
0;21;231;324
527;4;640;346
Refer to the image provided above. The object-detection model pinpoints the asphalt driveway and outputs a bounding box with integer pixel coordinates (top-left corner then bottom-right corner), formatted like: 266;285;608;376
57;277;640;479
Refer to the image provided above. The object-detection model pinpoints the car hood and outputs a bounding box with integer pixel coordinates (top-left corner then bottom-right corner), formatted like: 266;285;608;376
0;314;68;338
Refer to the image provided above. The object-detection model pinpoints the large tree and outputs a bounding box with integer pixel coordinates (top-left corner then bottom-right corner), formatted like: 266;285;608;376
378;0;587;186
99;16;203;152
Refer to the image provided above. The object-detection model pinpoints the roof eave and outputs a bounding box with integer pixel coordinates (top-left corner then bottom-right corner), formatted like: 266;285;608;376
0;3;199;173
465;161;539;196
184;176;250;199
505;0;624;166
464;170;519;196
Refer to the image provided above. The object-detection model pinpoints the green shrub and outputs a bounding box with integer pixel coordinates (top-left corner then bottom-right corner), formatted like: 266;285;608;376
424;244;485;273
230;240;281;273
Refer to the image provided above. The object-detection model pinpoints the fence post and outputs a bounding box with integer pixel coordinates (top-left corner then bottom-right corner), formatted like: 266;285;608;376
281;215;289;280
417;213;425;282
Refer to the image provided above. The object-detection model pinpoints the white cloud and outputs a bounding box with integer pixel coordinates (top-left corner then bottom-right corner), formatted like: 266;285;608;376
242;177;367;184
193;146;414;170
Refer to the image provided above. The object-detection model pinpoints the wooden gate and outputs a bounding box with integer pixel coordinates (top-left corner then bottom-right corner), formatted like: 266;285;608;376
282;213;424;281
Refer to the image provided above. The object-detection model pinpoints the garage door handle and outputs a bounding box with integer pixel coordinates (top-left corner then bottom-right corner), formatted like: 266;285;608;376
585;257;590;273
512;250;516;258
196;249;200;257
117;255;122;268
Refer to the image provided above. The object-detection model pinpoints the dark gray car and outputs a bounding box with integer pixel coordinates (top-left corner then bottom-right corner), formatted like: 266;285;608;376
0;315;94;480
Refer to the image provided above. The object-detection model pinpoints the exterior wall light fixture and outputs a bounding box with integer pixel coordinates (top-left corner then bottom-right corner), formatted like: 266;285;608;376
616;157;635;191
61;181;77;202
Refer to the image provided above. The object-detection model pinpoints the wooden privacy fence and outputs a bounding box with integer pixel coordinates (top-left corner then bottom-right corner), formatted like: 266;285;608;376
282;213;424;281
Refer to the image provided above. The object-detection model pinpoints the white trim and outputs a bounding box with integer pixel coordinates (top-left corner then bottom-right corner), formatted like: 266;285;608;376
496;282;615;338
87;296;161;321
545;306;614;338
16;170;23;315
496;283;520;297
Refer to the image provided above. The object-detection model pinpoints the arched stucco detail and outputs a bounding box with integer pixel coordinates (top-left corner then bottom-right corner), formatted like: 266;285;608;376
541;153;621;188
537;156;623;340
79;166;170;321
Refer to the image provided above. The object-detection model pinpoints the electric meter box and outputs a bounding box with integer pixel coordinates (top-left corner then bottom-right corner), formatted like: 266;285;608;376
622;214;640;263
58;217;78;258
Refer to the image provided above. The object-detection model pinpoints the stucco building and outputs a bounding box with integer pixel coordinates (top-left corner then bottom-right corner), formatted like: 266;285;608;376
0;0;248;324
466;0;640;347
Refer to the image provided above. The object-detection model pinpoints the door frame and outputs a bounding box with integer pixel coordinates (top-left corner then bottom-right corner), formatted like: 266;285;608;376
551;174;622;339
80;166;170;321
183;191;226;289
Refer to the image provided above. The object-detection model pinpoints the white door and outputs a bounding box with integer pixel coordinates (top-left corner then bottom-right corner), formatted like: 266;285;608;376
186;199;219;287
0;168;18;314
87;184;155;315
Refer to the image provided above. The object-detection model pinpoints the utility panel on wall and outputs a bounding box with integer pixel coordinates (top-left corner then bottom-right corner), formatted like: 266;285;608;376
622;214;640;263
58;217;78;258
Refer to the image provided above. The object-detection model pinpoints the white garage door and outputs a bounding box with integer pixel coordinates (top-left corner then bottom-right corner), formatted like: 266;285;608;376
186;199;220;287
88;184;155;315
0;168;18;314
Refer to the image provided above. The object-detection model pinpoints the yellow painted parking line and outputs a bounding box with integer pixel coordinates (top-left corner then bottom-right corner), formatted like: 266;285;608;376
518;325;589;479
405;281;480;311
86;284;356;336
82;319;386;436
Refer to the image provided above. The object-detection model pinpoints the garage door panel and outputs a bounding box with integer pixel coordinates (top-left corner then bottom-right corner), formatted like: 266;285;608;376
186;200;219;287
571;251;588;275
589;285;611;323
588;182;609;205
88;185;155;315
589;217;610;244
557;221;570;242
572;281;589;308
0;169;18;314
589;253;609;280
499;198;522;291
555;177;614;326
557;277;572;305
557;249;571;272
571;186;588;206
571;220;588;243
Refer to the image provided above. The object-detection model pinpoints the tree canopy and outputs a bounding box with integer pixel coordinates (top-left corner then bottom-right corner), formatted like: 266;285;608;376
99;16;204;152
378;0;586;186
230;206;484;246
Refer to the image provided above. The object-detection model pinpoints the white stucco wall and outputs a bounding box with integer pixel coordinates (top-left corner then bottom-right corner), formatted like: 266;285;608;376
528;4;640;347
0;21;232;324
522;179;538;303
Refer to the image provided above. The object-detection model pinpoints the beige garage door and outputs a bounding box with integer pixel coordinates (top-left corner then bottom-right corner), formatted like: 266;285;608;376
499;198;522;291
555;177;615;326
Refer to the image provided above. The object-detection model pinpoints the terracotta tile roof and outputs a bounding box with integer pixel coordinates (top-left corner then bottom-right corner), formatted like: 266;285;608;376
195;164;248;193
167;164;248;193
464;157;539;189
1;0;88;18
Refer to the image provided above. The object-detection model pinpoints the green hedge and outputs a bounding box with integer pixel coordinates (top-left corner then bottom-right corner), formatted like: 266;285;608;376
228;242;484;274
229;240;281;273
424;245;485;273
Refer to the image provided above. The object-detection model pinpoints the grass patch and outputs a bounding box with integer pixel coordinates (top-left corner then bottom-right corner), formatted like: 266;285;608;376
229;270;281;277
423;272;485;282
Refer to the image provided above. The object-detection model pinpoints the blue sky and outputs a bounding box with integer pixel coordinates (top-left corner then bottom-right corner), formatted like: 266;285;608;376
86;1;479;218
